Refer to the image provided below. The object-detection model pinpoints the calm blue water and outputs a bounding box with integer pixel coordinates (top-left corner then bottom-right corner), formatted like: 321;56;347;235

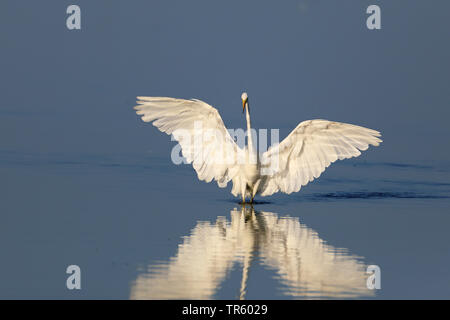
1;0;450;299
1;150;449;299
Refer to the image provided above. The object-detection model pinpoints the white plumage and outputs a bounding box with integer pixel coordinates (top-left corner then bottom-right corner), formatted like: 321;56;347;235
134;93;381;202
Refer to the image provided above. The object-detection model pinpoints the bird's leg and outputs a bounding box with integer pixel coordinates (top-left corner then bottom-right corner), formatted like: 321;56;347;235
250;181;260;205
241;183;246;205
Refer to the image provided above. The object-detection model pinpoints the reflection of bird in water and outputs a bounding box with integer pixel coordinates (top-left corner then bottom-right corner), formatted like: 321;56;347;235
130;207;373;299
134;93;381;203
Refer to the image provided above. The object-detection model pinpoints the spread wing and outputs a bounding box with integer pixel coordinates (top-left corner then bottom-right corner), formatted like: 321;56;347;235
134;97;242;187
259;119;382;196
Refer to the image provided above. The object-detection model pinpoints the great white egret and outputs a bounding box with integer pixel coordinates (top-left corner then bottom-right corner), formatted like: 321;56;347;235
134;93;381;203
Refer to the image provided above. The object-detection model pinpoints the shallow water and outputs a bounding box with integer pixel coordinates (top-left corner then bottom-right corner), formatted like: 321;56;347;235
1;150;449;299
131;207;373;299
1;0;450;300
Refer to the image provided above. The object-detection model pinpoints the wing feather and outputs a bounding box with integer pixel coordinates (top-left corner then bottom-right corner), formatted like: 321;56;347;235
259;119;382;196
134;97;242;187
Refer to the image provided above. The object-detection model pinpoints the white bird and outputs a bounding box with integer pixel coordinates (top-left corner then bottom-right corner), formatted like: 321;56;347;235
134;93;382;203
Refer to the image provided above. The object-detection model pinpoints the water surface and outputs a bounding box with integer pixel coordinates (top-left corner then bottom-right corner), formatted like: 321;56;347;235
1;151;449;299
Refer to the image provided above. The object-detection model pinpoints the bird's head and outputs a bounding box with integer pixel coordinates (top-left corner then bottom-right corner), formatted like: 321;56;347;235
241;92;248;113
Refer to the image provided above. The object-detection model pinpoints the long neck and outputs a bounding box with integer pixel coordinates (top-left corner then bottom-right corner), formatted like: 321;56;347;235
245;104;254;153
